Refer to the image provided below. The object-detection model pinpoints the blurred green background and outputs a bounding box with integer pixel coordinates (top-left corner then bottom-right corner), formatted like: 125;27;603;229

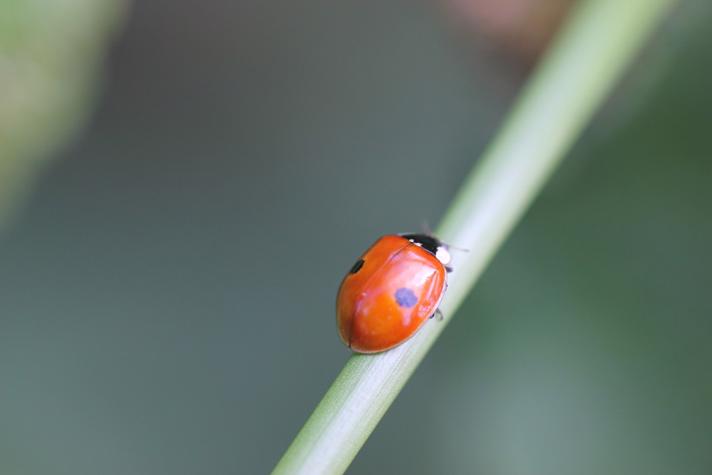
1;0;711;474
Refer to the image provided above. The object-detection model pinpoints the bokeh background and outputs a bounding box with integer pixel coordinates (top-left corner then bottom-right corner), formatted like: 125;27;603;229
1;0;711;473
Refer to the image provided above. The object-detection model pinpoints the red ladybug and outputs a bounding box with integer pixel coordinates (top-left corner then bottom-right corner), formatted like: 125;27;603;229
336;233;451;353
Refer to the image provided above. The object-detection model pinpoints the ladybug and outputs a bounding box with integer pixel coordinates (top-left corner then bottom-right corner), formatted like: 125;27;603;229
336;233;451;353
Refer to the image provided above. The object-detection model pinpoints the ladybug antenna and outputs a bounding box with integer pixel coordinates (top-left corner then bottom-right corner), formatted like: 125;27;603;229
420;220;434;237
442;240;469;253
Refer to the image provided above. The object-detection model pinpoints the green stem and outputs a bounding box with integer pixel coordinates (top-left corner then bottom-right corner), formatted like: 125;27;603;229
273;0;674;473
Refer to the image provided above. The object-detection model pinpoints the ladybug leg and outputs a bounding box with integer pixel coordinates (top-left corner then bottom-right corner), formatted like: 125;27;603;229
430;308;444;321
445;265;453;273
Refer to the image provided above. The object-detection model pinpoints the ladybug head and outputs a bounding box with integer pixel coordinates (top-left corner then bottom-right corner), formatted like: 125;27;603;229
401;233;451;266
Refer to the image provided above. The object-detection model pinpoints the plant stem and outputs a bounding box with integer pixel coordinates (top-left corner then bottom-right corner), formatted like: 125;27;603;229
272;0;675;473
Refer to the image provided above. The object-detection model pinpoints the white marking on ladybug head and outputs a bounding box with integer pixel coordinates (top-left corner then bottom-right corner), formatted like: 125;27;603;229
435;246;451;266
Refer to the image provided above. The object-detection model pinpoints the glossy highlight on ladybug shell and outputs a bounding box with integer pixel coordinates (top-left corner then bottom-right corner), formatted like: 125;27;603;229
336;234;448;353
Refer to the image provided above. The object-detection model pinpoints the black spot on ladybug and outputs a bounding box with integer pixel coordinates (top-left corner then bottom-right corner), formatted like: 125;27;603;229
394;288;417;308
349;259;365;274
